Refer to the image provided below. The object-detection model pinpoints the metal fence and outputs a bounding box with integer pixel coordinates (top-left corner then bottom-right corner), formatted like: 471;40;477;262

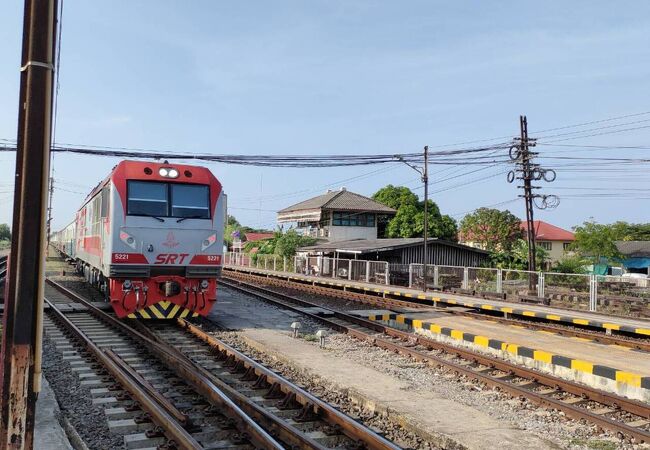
223;252;650;315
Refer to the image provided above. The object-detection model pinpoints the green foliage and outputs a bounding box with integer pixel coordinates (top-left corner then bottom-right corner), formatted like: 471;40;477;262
572;220;622;262
0;223;10;241
459;208;522;252
223;215;253;246
372;185;419;210
243;230;316;258
372;186;457;240
551;254;589;274
490;239;549;270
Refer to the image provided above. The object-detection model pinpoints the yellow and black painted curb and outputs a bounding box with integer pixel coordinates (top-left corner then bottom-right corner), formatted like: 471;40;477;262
227;266;650;338
127;300;200;319
367;312;650;390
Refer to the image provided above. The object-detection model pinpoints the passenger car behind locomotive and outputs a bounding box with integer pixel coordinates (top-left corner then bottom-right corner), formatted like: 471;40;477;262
51;160;225;319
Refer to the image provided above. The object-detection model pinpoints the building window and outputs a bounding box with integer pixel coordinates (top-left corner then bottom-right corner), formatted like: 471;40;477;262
539;241;552;251
563;242;572;251
332;212;375;227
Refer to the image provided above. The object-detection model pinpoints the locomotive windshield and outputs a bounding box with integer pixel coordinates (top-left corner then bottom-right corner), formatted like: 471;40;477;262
127;181;210;219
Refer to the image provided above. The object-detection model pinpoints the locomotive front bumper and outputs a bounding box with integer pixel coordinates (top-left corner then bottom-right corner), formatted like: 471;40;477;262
108;275;218;318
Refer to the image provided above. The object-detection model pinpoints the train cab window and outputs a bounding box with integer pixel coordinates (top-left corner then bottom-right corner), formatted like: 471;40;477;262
171;184;210;218
127;181;168;216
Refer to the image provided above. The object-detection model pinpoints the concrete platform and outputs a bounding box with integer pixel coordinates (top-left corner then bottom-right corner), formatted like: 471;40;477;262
238;327;557;450
35;376;73;449
225;265;650;337
366;311;650;402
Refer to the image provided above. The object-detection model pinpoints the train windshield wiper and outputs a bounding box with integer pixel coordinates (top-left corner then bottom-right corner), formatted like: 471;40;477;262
176;215;206;223
149;215;165;222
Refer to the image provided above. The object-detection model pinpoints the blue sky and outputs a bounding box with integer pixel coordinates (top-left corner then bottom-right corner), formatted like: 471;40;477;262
1;1;650;232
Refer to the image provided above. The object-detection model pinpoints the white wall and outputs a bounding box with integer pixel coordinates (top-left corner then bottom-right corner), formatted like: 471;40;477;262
329;225;377;241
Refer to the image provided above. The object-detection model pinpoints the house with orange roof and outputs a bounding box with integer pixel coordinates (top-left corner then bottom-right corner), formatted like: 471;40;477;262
520;220;575;263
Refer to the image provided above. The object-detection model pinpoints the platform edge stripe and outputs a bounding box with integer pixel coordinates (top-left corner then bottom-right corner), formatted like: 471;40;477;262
474;335;490;347
551;354;573;369
635;328;650;336
570;359;594;373
603;323;621;330
615;371;643;387
500;307;513;314
546;314;561;321
533;350;553;364
450;329;464;340
487;339;504;350
572;318;590;326
517;346;534;359
592;365;617;380
462;332;476;343
522;311;536;317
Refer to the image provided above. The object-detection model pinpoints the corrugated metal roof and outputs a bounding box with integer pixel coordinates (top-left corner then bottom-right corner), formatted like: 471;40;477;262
615;241;650;257
299;238;489;254
278;189;396;214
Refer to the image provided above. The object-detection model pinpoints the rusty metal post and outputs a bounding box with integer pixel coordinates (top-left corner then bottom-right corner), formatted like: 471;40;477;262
0;0;57;448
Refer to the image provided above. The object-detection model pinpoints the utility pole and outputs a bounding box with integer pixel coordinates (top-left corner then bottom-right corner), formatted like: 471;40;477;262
46;175;54;244
519;116;536;273
395;146;429;291
422;146;429;290
1;0;57;448
508;116;558;294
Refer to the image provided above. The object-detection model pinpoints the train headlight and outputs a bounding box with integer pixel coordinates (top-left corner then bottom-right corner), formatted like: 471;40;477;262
200;279;209;290
159;167;179;178
123;279;132;291
201;233;217;251
120;231;137;249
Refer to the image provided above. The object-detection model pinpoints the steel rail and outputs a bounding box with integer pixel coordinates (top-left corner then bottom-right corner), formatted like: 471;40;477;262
177;318;402;450
48;279;401;449
230;269;650;352
222;275;650;443
45;279;285;450
44;297;203;449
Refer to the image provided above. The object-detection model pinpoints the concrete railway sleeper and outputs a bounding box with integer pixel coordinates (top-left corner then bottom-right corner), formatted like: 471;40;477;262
45;278;401;450
221;275;650;444
227;270;650;355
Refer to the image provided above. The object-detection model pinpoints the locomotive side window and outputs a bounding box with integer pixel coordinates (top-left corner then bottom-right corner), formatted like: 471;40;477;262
127;181;168;216
171;184;210;218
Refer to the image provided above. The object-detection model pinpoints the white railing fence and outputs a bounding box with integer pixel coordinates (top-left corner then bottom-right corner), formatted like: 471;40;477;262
223;252;650;315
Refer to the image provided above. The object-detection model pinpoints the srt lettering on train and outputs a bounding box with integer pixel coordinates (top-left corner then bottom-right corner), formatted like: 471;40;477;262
155;253;190;264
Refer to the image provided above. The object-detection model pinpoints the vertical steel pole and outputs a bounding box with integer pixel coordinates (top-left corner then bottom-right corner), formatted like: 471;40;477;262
365;261;370;283
422;146;429;291
1;1;57;447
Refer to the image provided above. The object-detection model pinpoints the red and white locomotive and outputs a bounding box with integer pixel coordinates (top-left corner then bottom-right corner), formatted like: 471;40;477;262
51;160;226;319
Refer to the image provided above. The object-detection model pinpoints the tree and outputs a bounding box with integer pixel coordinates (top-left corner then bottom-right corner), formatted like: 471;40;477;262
0;223;10;241
372;185;457;240
459;208;522;252
572;220;622;262
552;255;589;274
372;185;419;210
243;229;316;258
490;238;549;270
224;215;253;246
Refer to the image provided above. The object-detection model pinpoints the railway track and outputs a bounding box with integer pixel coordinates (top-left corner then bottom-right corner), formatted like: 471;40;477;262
226;270;650;353
221;274;650;443
45;278;400;450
